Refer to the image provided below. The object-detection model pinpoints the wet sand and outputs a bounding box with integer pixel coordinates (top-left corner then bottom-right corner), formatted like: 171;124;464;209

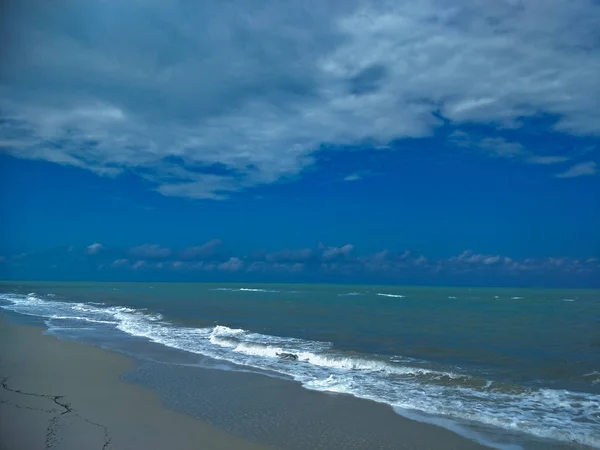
0;317;268;450
0;316;491;450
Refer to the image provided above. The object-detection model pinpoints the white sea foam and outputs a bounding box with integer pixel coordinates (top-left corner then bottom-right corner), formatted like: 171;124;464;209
448;296;457;299
48;315;115;325
563;298;576;302
210;287;280;293
338;292;362;296
376;293;405;298
584;371;600;385
510;297;524;300
1;292;599;448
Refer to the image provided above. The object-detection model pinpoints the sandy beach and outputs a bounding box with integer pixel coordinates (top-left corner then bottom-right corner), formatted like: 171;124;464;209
0;314;496;450
0;317;268;450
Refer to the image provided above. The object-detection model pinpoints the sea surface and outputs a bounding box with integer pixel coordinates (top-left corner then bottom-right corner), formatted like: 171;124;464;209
0;281;598;449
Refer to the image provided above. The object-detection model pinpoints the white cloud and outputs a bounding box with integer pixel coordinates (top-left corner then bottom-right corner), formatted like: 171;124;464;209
86;243;104;255
556;161;597;178
111;258;129;267
179;239;222;260
132;260;146;270
343;173;362;181
218;257;244;272
1;0;600;197
451;250;505;265
321;244;353;260
483;255;502;265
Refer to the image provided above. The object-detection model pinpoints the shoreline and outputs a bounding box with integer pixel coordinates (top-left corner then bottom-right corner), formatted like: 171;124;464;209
0;317;268;450
0;315;495;450
2;283;594;450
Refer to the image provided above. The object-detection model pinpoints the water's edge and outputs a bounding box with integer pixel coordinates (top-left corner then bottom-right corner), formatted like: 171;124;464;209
0;289;598;450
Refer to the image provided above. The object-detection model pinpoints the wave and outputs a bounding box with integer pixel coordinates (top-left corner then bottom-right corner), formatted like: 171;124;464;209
1;292;598;448
376;293;405;298
338;292;362;296
210;287;281;293
584;371;600;386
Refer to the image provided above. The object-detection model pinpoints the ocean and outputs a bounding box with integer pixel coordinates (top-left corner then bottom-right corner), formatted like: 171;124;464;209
0;281;598;449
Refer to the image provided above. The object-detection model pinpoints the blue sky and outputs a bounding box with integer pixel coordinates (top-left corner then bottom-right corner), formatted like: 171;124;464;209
1;0;599;287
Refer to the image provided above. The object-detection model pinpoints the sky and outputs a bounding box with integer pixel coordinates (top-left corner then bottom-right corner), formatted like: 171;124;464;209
1;0;599;287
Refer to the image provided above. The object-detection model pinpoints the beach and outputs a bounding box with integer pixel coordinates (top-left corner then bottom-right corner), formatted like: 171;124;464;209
0;316;494;450
0;317;268;450
1;282;598;449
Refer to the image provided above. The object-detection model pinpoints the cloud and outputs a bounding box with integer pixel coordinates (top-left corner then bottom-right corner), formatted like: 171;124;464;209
479;138;526;159
179;239;222;260
449;250;507;265
450;132;571;165
247;261;305;273
111;258;129;268
343;173;362;182
265;248;313;263
556;161;597;178
321;244;353;260
5;240;599;284
132;260;146;270
218;257;244;272
526;156;570;165
1;0;600;197
86;243;104;255
129;244;172;259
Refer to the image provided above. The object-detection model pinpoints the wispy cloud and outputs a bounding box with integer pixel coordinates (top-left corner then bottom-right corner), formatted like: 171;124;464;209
450;132;570;166
218;257;244;272
86;243;104;255
321;244;354;261
343;173;362;182
111;259;129;268
526;156;570;165
556;161;597;178
132;260;146;270
1;1;599;197
179;239;222;260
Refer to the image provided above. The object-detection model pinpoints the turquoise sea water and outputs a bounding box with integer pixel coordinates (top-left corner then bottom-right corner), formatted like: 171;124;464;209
1;281;599;449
